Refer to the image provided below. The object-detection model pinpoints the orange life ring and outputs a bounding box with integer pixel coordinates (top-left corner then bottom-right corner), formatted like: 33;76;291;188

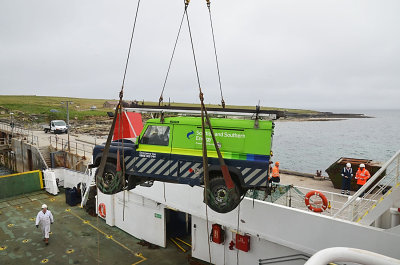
304;191;328;213
98;203;106;218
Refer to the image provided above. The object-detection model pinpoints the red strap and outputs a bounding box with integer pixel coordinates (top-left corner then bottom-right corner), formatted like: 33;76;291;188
221;165;235;190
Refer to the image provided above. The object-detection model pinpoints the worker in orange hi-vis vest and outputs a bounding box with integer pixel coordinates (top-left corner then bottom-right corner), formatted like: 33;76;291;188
355;164;371;197
269;161;280;183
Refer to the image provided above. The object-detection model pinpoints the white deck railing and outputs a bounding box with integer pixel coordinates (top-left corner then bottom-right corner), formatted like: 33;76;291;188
334;150;400;222
246;184;354;217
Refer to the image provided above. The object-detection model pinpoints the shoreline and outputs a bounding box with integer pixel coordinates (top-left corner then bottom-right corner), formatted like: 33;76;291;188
280;112;372;121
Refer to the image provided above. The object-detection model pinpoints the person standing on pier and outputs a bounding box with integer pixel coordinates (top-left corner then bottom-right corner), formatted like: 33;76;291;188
270;161;281;183
35;204;54;245
341;163;353;195
355;164;371;197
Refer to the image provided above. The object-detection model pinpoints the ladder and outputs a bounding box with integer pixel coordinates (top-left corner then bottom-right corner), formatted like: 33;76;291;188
81;166;97;207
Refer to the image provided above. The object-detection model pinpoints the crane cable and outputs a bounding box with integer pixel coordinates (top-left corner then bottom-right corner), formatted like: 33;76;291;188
206;0;225;108
185;1;236;263
94;0;142;262
95;0;141;193
158;3;189;106
118;0;143;224
185;0;234;191
158;0;226;109
183;1;211;263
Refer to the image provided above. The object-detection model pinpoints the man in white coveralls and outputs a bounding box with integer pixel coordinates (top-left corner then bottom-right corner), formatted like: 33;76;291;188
35;204;54;245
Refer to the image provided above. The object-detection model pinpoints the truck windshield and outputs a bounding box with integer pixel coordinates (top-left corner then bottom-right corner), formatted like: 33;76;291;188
53;121;66;126
140;125;170;146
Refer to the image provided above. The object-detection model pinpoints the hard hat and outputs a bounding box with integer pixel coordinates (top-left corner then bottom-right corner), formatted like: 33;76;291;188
41;204;47;209
346;163;351;167
275;161;280;166
360;164;365;168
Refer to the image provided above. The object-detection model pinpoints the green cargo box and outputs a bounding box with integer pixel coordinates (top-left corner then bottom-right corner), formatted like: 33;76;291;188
0;170;44;199
325;158;383;191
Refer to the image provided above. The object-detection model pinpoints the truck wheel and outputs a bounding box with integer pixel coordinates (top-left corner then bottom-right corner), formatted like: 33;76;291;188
96;162;123;194
44;129;48;133
206;176;241;213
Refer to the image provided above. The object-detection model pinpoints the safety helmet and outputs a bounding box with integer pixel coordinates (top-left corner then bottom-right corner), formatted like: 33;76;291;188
41;204;47;209
275;161;280;166
360;164;365;168
346;163;351;167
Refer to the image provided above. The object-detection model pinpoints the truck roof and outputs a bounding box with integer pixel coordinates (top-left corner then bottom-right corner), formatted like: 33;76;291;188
146;116;273;130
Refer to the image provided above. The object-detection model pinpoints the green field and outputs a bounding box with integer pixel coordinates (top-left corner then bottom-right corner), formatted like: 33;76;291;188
0;95;319;123
0;95;112;122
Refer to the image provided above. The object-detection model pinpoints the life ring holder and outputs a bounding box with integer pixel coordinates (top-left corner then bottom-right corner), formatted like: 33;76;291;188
98;203;106;218
304;191;328;213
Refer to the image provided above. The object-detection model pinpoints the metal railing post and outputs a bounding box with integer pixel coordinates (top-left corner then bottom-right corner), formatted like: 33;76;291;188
397;156;400;184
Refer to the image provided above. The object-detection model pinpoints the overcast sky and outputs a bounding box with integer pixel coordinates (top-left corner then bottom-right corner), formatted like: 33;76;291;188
1;0;399;110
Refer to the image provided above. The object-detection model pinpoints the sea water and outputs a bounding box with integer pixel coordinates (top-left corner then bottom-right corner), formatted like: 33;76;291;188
273;110;400;174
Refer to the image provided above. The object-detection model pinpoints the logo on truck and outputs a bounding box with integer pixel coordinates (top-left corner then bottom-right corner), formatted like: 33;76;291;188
186;130;195;139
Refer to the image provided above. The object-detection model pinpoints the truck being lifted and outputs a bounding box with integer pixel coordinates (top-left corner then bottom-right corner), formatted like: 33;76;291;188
92;113;275;213
44;120;68;134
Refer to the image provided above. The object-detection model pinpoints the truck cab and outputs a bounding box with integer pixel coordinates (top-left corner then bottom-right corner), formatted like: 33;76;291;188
93;116;274;213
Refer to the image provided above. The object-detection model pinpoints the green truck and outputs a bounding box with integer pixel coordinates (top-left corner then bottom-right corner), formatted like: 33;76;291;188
93;116;274;213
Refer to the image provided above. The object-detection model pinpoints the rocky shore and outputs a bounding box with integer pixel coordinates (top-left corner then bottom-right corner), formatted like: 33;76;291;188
281;111;371;121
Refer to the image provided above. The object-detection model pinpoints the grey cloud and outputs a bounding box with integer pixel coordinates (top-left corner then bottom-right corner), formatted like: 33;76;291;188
1;0;399;110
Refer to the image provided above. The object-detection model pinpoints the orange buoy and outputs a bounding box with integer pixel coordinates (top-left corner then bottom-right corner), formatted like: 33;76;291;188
304;191;328;213
98;203;106;218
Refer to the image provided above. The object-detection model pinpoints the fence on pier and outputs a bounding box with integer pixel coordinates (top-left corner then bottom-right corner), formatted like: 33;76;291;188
0;122;39;146
49;136;94;158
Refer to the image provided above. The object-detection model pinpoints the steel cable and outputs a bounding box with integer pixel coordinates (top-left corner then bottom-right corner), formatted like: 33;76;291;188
206;1;225;108
120;0;142;96
185;3;212;263
94;0;142;262
159;9;188;105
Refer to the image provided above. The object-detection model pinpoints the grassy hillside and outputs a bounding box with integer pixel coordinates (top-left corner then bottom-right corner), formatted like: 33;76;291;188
0;95;112;122
0;95;319;124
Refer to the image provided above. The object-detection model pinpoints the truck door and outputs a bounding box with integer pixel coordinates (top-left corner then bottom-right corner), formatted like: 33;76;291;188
134;125;172;180
170;125;204;186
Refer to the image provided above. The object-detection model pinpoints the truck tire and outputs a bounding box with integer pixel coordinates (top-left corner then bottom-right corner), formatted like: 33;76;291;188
44;129;48;133
206;176;241;213
96;162;123;194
